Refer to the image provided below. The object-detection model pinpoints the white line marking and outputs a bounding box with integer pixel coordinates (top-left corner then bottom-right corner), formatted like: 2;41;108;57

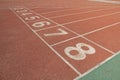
10;7;81;76
51;36;81;46
74;50;120;80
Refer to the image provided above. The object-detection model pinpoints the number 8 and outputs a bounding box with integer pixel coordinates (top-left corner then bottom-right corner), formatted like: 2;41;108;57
64;43;96;60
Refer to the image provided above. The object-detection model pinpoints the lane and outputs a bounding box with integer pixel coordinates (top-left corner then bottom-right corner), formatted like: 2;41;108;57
51;7;120;24
86;23;120;52
40;6;109;18
64;11;120;35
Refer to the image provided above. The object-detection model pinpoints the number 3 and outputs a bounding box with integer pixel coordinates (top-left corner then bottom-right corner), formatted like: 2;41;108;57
64;43;96;60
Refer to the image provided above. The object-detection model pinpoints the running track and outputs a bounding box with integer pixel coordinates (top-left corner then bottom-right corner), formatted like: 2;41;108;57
0;0;120;80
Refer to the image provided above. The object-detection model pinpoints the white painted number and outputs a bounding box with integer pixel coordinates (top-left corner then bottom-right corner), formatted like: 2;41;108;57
44;28;68;37
32;21;51;28
64;43;96;60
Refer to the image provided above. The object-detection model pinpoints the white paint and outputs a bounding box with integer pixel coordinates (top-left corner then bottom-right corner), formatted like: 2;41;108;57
32;21;51;28
44;28;68;37
64;43;96;60
89;0;120;4
25;16;40;21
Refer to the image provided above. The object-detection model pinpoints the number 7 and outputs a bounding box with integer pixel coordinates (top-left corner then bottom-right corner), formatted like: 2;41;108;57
44;28;68;37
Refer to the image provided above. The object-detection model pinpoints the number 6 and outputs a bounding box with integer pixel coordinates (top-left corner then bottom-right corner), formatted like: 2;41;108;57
64;43;96;60
32;21;51;28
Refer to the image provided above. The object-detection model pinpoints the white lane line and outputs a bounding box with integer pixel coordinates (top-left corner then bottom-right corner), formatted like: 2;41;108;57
82;21;120;36
26;6;115;54
74;50;120;80
51;36;80;46
10;7;81;76
62;11;120;26
82;36;114;54
49;7;118;18
40;6;96;14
